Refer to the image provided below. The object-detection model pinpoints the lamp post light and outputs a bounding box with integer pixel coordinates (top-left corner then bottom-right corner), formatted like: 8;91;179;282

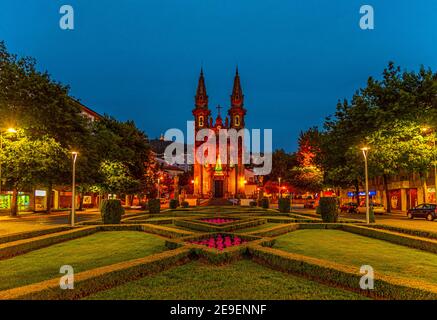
422;127;437;203
0;128;17;194
278;177;282;199
361;147;370;224
71;152;78;227
157;177;161;199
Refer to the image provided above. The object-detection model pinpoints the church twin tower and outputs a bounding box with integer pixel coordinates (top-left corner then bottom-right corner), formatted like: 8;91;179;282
192;68;248;199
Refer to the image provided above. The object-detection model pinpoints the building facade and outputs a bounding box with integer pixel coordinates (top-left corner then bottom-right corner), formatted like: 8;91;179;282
192;68;249;199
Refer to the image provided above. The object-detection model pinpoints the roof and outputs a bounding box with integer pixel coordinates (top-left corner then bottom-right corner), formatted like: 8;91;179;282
69;98;103;120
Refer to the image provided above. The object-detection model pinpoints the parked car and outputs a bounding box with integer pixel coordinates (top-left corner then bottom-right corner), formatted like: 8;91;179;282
304;200;316;209
339;202;358;214
407;204;437;221
357;203;386;215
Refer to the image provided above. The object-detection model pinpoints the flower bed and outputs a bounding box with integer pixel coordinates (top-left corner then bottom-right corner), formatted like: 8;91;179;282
187;234;247;251
200;218;237;225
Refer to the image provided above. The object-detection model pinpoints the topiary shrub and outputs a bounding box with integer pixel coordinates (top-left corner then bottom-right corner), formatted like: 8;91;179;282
181;201;189;208
100;199;125;224
249;201;257;207
278;198;291;213
148;199;161;213
169;199;179;209
261;198;269;209
318;197;338;222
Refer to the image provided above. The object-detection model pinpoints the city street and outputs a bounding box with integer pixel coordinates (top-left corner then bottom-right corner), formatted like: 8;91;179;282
294;208;437;233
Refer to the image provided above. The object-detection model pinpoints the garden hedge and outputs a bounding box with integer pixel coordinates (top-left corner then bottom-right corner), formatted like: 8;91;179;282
100;199;125;224
140;224;195;238
174;218;266;232
248;245;437;300
169;199;179;209
341;224;437;254
148;199;161;213
0;247;191;300
0;226;71;245
278;198;291;213
318;197;338;222
0;227;99;260
364;224;437;240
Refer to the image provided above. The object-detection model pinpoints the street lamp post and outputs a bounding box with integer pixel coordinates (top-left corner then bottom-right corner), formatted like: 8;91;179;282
422;127;437;204
157;177;161;199
278;177;282;199
361;147;370;224
71;152;78;227
0;128;17;194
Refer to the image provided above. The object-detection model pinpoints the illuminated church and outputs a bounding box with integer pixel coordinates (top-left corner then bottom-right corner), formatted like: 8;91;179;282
192;68;250;199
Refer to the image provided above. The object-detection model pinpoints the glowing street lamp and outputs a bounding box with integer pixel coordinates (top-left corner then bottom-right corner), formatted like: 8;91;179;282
361;147;370;224
0;128;17;194
157;176;163;199
422;127;437;203
71;151;78;227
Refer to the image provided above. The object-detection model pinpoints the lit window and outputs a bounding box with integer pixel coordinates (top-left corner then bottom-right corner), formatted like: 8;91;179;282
235;115;240;126
199;116;204;127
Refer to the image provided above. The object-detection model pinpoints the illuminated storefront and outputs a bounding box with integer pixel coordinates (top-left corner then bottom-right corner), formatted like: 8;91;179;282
0;192;31;211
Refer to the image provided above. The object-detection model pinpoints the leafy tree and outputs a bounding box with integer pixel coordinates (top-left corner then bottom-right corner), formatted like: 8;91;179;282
0;131;69;216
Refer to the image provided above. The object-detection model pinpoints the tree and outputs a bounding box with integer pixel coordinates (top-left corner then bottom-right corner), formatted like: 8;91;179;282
0;131;69;216
98;160;140;196
290;128;324;193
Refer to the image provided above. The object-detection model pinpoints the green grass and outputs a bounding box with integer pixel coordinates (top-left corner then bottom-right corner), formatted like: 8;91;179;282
0;231;167;291
274;229;437;285
84;259;367;300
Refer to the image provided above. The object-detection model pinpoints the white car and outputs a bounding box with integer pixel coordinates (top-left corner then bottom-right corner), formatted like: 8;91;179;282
357;203;386;215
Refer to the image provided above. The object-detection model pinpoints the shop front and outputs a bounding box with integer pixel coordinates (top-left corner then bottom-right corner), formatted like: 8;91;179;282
0;192;32;212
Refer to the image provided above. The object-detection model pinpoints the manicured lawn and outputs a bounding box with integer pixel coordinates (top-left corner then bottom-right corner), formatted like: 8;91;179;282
0;231;167;291
274;229;437;285
85;259;367;300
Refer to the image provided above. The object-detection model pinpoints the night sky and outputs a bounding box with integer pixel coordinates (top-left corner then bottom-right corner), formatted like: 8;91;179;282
1;0;437;151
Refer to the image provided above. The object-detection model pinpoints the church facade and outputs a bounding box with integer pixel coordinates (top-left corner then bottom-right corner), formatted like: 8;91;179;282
192;68;249;199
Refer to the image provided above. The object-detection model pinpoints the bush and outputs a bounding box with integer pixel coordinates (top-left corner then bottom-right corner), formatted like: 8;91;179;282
260;198;269;209
249;201;257;207
318;197;338;222
148;199;161;213
169;199;179;209
100;199;125;224
278;198;291;213
181;201;189;208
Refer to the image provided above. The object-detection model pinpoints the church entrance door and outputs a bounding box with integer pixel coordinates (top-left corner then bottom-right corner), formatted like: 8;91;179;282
214;180;224;198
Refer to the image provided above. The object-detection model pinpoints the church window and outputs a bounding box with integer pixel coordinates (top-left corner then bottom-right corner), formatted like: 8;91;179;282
234;115;240;126
199;116;204;127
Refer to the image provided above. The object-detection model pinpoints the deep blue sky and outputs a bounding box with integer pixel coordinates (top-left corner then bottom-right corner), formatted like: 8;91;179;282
1;1;437;151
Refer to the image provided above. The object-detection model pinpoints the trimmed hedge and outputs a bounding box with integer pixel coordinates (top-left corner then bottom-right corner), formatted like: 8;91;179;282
0;226;71;245
148;199;161;213
100;199;125;224
247;223;300;237
169;199;179;209
0;247;191;300
318;197;338;222
0;227;99;260
365;224;437;240
174;218;266;232
140;224;195;239
181;201;189;208
260;198;269;209
248;245;437;300
341;224;437;254
278;198;291;213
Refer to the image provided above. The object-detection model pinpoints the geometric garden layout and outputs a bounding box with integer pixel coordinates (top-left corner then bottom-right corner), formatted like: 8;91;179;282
0;206;436;300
